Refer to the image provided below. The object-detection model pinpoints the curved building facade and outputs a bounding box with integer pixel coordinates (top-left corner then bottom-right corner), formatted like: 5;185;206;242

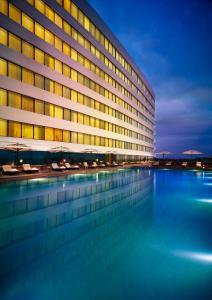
0;0;155;159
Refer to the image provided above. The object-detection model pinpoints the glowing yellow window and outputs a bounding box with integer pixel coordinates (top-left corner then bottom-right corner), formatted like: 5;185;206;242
34;125;44;140
45;127;54;141
8;91;21;109
45;103;54;117
8;121;21;137
55;36;62;51
35;0;45;14
84;134;90;145
63;130;70;143
55;60;62;74
0;89;7;106
45;6;54;22
22;69;34;85
44;78;54;93
35;99;44;114
0;28;7;46
63;64;70;78
64;109;70;121
9;4;21;24
22;13;34;33
84;16;90;31
44;54;54;69
55;129;63;141
78;94;83;104
71;2;78;19
35;74;44;89
95;28;100;41
71;69;77;81
77;54;84;65
78;34;84;46
64;0;71;13
22;41;34;59
35;48;45;64
63;21;71;35
78;10;84;26
8;63;21;81
95;136;100;146
90;135;95;145
55;106;63;119
9;33;21;52
71;132;77;143
71;48;77;61
84;115;90;126
22;96;34;112
90;117;94;127
0;119;7;136
78;133;83;144
71;90;78;102
0;0;8;16
35;23;44;40
95;119;100;128
63;42;70;56
55;83;62;96
45;29;54;46
78;113;84;124
0;58;7;76
71;111;77;122
78;73;84;85
55;13;62;28
22;123;33;139
71;28;78;40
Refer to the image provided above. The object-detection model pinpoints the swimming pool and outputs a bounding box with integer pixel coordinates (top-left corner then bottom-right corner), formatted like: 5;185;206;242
0;168;212;300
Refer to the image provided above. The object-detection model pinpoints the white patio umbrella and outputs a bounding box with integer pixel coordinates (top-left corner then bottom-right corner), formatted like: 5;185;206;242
49;146;71;153
182;150;203;159
156;151;172;159
0;142;31;165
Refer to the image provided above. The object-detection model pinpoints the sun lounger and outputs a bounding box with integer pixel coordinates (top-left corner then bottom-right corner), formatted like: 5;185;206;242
2;165;20;175
23;164;39;173
152;161;160;166
90;162;98;168
181;162;188;167
165;161;172;166
112;161;118;167
83;162;89;168
106;162;111;167
65;163;80;170
99;163;106;167
196;161;202;168
51;163;66;171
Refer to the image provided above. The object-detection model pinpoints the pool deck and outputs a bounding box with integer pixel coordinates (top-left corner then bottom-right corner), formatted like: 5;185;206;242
0;163;211;183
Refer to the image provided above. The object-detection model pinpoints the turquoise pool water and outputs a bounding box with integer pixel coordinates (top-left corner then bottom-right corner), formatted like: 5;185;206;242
0;168;212;300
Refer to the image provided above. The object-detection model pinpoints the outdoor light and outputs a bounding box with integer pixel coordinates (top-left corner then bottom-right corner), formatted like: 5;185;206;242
20;159;23;163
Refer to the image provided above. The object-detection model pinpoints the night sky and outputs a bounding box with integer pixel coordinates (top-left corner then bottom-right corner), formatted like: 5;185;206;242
88;0;212;155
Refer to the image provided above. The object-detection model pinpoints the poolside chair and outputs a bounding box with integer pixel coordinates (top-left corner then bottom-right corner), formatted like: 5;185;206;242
22;164;39;173
181;162;188;167
98;162;106;167
152;161;160;167
51;163;66;171
90;161;98;168
65;162;80;170
83;162;89;168
196;161;203;168
112;161;118;167
2;165;20;175
106;162;112;167
165;161;173;167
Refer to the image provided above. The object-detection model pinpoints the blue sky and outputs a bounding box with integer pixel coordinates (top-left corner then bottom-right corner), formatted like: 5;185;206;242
88;0;212;155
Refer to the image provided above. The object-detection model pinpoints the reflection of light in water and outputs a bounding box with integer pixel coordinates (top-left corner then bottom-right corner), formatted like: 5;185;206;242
96;173;99;182
174;251;212;263
161;168;169;171
117;169;125;171
30;178;48;183
202;177;212;180
99;171;110;173
73;174;87;177
204;183;212;186
62;183;66;189
196;199;212;204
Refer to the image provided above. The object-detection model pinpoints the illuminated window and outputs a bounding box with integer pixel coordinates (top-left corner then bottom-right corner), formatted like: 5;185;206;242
22;124;33;139
22;41;34;59
84;134;90;145
63;64;71;77
78;113;84;124
22;96;34;112
22;13;34;32
9;4;21;24
35;22;44;40
55;129;63;141
45;54;54;69
64;0;71;13
45;5;54;22
45;29;54;45
45;103;54;117
63;21;71;35
35;74;45;89
95;136;100;146
55;60;62;74
84;115;90;126
8;121;21;137
0;89;7;106
0;119;7;136
55;36;62;51
45;127;54;141
35;48;45;64
0;27;7;46
22;69;34;85
78;94;83;104
64;109;70;121
55;106;63;119
35;99;44;114
0;58;7;76
78;10;84;26
71;111;77;122
71;132;77;143
63;86;70;99
78;73;84;85
55;13;62;28
78;133;83;144
71;90;78;102
71;48;77;61
71;2;78;20
0;0;8;16
55;83;62;96
8;62;21;81
9;33;21;52
63;42;70;56
63;130;70;143
8;91;21;109
35;0;45;13
34;125;44;140
71;69;77;81
44;78;54;93
84;16;90;31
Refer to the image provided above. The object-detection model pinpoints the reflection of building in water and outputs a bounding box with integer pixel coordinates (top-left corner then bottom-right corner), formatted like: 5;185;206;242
0;169;153;299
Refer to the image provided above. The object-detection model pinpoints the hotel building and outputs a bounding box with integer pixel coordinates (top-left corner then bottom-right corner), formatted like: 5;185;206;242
0;0;155;160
